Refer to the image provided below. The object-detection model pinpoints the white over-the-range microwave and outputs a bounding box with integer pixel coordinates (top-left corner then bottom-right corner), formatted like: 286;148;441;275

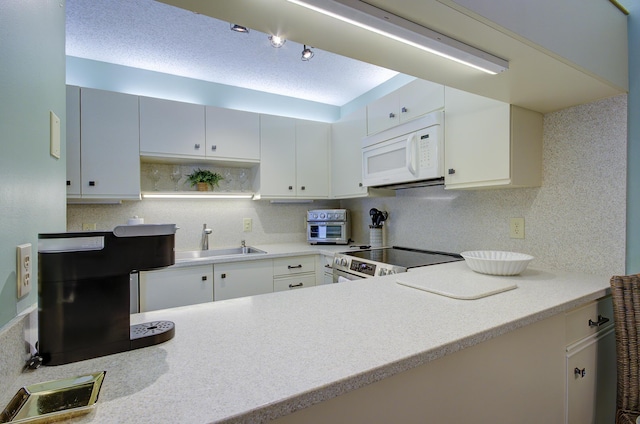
362;111;444;190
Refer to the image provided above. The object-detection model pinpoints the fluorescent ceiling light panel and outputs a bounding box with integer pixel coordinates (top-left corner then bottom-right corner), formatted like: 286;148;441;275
287;0;509;75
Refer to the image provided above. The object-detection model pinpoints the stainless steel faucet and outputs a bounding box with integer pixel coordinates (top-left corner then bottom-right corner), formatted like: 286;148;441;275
201;224;212;250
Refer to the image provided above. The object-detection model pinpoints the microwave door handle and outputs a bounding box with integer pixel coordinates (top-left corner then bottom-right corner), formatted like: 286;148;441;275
406;133;418;177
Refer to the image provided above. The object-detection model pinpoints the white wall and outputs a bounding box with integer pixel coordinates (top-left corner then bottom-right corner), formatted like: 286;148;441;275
0;2;66;328
342;95;627;277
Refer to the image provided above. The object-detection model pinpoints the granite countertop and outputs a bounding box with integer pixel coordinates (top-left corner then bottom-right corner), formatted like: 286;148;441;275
1;261;610;423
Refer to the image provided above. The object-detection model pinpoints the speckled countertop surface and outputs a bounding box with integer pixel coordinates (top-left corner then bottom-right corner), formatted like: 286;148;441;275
169;242;355;267
1;261;610;424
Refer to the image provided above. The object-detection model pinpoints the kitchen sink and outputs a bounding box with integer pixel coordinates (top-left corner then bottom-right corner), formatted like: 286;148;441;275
175;246;267;261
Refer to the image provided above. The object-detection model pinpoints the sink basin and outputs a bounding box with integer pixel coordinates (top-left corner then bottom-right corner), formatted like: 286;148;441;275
175;246;266;261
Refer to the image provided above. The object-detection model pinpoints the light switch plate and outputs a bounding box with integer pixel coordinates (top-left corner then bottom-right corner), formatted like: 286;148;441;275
50;111;61;159
17;243;32;298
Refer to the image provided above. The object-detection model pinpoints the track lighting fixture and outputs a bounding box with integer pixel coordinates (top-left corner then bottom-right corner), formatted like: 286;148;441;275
301;45;314;61
230;23;249;33
269;35;286;48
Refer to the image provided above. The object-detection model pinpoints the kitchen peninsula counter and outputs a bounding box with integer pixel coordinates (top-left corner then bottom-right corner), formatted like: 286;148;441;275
2;262;611;423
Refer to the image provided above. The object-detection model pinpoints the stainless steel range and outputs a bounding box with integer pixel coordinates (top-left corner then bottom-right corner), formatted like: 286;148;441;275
333;246;463;282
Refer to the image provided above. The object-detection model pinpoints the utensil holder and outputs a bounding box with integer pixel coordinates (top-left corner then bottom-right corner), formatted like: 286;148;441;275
369;226;383;248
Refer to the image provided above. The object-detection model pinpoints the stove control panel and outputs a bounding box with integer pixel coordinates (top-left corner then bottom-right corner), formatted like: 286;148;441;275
350;260;376;277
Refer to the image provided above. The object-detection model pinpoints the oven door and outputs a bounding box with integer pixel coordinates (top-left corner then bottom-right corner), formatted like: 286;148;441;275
333;268;364;283
307;222;347;244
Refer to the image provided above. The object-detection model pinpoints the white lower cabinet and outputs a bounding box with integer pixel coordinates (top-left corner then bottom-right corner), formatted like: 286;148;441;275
214;259;273;301
565;297;616;424
273;255;316;292
319;254;334;285
139;265;213;312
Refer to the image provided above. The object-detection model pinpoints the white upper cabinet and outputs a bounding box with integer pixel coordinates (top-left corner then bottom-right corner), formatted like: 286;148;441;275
205;106;260;162
259;115;297;197
72;87;140;200
259;115;330;199
296;119;330;198
444;86;542;189
331;107;369;198
139;96;206;158
367;79;444;135
66;86;81;197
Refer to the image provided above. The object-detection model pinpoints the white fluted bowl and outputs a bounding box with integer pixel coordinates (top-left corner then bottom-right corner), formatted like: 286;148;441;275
460;251;534;276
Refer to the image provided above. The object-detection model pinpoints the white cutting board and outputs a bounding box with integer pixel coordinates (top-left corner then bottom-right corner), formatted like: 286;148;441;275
396;269;517;300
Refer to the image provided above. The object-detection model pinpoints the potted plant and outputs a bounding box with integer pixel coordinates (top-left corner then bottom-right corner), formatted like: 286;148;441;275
185;168;224;191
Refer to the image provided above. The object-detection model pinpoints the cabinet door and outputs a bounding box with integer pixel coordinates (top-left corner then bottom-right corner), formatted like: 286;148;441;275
80;88;140;199
443;86;511;188
296;120;330;198
140;97;206;158
273;274;316;292
331;107;368;198
214;259;273;301
66;86;81;197
259;115;297;197
367;91;399;135
566;328;616;424
206;106;260;161
397;79;445;123
139;265;213;312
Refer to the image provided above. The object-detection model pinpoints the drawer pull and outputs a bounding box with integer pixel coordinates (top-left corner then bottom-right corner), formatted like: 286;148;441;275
201;276;207;281
287;265;303;269
588;315;610;327
289;283;303;288
574;367;586;378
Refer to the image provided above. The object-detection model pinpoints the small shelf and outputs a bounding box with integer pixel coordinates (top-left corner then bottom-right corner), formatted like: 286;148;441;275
141;191;255;199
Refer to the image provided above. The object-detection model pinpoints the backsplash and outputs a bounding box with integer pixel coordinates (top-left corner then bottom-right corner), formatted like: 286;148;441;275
343;95;627;277
68;198;339;251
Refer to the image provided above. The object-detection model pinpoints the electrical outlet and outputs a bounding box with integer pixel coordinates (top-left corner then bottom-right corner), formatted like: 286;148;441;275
510;218;525;239
243;218;252;232
82;223;97;231
17;243;32;298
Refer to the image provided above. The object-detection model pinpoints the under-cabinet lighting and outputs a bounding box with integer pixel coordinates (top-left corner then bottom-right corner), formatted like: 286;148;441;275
142;193;254;199
287;0;508;75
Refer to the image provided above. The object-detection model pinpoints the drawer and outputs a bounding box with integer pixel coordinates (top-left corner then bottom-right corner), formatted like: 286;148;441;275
273;255;316;276
274;274;316;292
566;296;613;345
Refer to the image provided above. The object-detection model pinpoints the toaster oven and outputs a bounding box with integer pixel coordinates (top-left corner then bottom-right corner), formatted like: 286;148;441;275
307;209;351;245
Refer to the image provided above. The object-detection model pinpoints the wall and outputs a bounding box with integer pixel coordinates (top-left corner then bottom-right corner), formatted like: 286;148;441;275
0;2;66;329
343;95;627;277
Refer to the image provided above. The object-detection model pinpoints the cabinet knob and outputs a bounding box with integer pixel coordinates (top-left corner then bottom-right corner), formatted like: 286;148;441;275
574;367;586;378
221;273;226;279
359;182;363;187
211;145;217;151
288;185;293;190
588;315;610;327
201;276;207;281
300;186;306;190
448;168;456;175
289;283;304;288
389;112;395;118
88;181;96;186
66;180;71;186
401;107;408;113
194;143;201;149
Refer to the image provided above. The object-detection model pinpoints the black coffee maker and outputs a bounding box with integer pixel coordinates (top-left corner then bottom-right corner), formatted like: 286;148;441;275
38;224;177;366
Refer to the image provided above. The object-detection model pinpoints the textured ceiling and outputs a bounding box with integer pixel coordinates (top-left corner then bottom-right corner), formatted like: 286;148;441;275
65;0;399;106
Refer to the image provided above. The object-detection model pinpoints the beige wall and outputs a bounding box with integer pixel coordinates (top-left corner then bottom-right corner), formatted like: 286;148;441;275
343;95;627;276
